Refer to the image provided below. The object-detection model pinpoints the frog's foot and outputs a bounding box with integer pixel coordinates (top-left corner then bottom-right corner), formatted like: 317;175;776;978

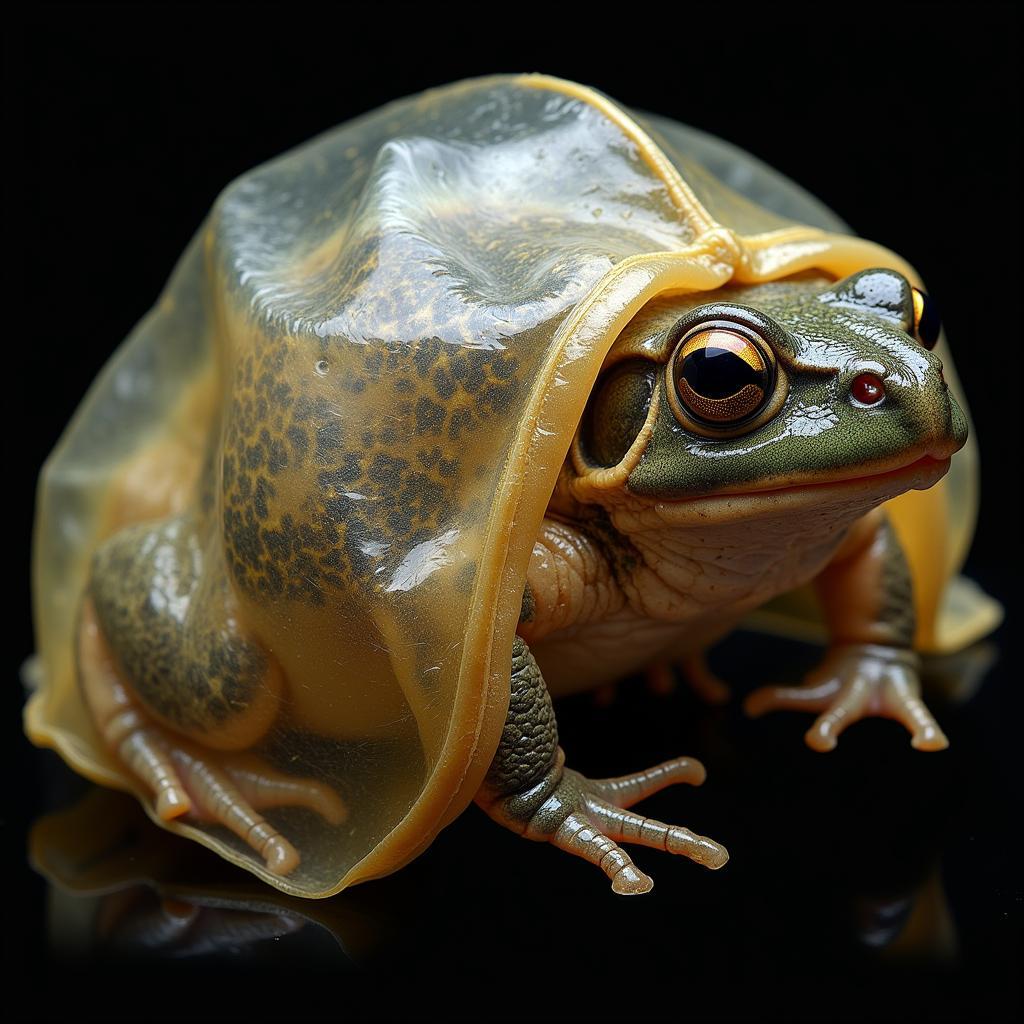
682;653;732;705
645;661;678;698
743;643;948;752
79;604;346;875
481;750;729;894
166;747;347;873
644;653;731;705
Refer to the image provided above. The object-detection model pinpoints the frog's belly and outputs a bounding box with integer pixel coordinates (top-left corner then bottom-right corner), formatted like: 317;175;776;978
532;518;848;698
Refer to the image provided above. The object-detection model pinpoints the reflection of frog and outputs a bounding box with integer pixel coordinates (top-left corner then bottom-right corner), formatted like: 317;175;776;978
29;787;388;962
30;76;998;898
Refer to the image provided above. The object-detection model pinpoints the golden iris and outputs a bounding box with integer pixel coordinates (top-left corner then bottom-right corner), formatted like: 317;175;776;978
672;327;773;425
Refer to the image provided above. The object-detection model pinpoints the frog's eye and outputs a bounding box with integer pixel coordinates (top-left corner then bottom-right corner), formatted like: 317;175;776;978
581;359;656;468
911;287;941;350
668;325;776;430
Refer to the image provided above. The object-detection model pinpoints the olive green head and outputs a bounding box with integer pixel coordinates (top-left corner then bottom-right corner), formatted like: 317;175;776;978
573;269;967;505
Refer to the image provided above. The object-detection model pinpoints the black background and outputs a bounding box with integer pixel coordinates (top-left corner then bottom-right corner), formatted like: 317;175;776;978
6;4;1020;1021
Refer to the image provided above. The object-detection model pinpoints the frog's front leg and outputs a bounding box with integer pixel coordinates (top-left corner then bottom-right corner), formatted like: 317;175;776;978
744;509;948;752
475;636;728;894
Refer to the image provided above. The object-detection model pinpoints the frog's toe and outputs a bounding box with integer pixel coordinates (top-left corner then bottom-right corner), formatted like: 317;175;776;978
586;755;707;806
803;676;873;751
680;653;732;705
222;755;348;825
79;600;194;820
483;753;727;895
169;746;302;875
541;764;728;893
645;655;732;704
586;759;727;871
880;678;949;751
745;671;882;752
743;678;842;718
169;750;351;873
77;599;338;875
480;640;728;893
551;812;655;894
119;727;193;821
645;661;678;697
582;795;730;871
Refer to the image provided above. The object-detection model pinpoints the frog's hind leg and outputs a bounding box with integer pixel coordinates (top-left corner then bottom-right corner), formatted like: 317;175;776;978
80;518;346;875
79;597;345;875
79;601;191;821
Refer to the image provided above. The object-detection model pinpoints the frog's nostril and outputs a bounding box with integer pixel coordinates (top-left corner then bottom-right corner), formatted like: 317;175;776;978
851;373;886;406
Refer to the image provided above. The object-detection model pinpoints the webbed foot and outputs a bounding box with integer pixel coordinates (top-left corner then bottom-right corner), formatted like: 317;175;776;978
79;601;346;875
480;750;728;894
744;643;948;752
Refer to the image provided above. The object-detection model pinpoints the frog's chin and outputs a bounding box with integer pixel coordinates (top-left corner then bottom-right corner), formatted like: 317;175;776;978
630;454;952;527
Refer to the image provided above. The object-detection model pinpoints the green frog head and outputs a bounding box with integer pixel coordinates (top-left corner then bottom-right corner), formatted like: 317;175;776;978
572;268;966;517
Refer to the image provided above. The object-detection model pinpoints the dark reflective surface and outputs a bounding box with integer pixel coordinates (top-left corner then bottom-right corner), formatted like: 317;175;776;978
14;627;1018;1020
10;5;1020;1020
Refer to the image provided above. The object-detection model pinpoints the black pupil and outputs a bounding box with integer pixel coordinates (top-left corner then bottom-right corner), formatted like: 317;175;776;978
916;293;941;350
678;345;765;399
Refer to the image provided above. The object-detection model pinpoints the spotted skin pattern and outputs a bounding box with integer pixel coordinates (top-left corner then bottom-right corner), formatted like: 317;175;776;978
221;320;524;605
89;266;534;737
82;79;696;750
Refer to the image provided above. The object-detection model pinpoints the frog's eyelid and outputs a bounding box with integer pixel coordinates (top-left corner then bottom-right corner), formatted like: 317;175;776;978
669;303;784;348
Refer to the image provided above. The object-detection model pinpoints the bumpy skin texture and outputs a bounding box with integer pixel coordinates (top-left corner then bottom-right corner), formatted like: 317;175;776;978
483;638;559;800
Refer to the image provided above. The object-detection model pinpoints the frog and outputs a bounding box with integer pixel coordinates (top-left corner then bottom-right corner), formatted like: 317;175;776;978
28;74;999;898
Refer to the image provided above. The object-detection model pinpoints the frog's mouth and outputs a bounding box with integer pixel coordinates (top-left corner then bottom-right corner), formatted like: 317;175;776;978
630;452;953;527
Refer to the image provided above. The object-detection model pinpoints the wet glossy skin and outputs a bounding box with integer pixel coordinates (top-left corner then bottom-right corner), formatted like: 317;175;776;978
578;273;965;500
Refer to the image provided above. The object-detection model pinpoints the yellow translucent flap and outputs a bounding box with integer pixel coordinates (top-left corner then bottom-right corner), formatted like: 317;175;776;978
28;74;991;898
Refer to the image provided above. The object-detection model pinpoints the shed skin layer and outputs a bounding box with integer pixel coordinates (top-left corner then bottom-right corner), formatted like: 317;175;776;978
28;74;1000;897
